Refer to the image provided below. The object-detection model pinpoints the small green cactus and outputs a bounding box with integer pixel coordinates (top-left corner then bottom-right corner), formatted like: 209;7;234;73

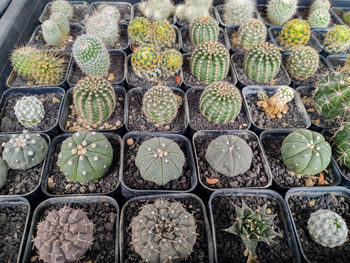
244;42;282;83
279;18;311;50
175;0;212;23
343;11;350;25
131;199;196;263
333;124;350;169
57;131;113;182
50;11;70;35
308;209;348;248
131;45;162;81
205;135;253;177
199;82;242;124
189;16;219;46
323;25;350;54
222;0;255;26
238;18;267;50
310;0;331;13
72;34;110;77
281;129;332;175
14;96;45;128
11;46;37;77
73;76;116;124
51;0;73;21
2;130;48;170
274;86;295;105
286;46;319;80
307;9;331;28
42;19;63;46
139;0;175;21
135;137;185;185
267;0;298;25
0;158;8;189
160;48;183;77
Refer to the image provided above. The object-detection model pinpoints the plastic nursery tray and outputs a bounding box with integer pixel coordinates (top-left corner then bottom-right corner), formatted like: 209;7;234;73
327;54;348;69
90;2;133;25
133;2;175;25
214;4;262;27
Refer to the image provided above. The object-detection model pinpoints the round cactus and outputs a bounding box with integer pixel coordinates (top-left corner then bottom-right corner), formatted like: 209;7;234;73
199;82;242;124
34;206;94;263
238;18;267;50
333;124;350;169
281;129;332;175
279;18;311;50
205;135;253;177
308;209;348;248
267;0;298;25
131;199;196;263
160;48;183;77
135;137;185;185
131;45;162;81
139;0;175;21
175;0;212;23
99;5;121;21
42;19;63;46
150;19;176;49
127;17;151;47
57;131;113;182
50;11;70;35
286;46;319;80
274;86;295;105
51;0;73;21
189;16;219;46
73;76;116;124
14;96;45;128
323;25;350;54
2;130;48;170
222;0;255;26
0;158;8;189
244;42;282;83
10;46;38;77
310;0;331;13
307;9;331;28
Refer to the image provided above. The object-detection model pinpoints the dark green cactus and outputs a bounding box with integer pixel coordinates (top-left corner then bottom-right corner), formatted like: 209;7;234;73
238;18;267;50
286;46;319;80
189;15;219;46
333;124;350;169
0;158;8;189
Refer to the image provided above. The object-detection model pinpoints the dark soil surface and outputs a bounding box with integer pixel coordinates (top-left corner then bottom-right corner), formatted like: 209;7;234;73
216;6;260;26
257;6;298;26
40;3;89;24
327;57;346;69
297;8;339;28
134;3;174;24
288;193;350;262
176;7;215;27
122;197;209;263
212;194;295;263
108;26;129;50
313;31;350;55
181;28;226;53
194;132;270;189
91;3;131;24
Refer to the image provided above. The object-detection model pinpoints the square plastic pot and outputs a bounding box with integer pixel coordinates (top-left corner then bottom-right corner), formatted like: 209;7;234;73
90;1;133;25
215;4;261;27
133;2;175;25
296;6;341;29
313;28;350;57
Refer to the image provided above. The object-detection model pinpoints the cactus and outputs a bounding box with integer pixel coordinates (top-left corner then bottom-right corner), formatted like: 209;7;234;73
307;9;331;28
191;41;230;84
51;0;73;21
99;5;121;21
131;199;196;263
139;0;175;21
10;46;38;77
50;11;70;35
244;42;282;83
238;18;267;50
281;129;332;175
131;45;162;81
333;124;350;169
175;0;212;23
310;0;331;13
72;34;110;77
14;96;45;128
222;0;255;26
279;19;311;50
286;46;319;80
323;25;350;54
42;19;63;46
2;130;48;170
135;137;185;185
205;135;252;176
160;48;183;77
274;86;294;105
128;17;151;46
73;76;116;124
0;158;8;189
343;11;350;25
34;206;94;263
199;82;242;124
308;209;348;248
267;0;298;25
189;16;219;46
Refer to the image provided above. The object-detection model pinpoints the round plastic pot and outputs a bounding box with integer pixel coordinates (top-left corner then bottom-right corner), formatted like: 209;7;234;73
119;193;214;263
22;195;119;263
327;54;348;68
90;1;133;25
175;5;216;28
215;4;261;28
295;6;341;29
133;2;175;25
331;7;350;25
209;188;301;263
120;131;197;199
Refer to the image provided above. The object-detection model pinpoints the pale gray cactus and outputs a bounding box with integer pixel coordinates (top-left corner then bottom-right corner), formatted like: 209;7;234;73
14;96;45;128
51;0;73;21
139;0;175;21
222;0;256;26
50;11;70;35
42;19;63;46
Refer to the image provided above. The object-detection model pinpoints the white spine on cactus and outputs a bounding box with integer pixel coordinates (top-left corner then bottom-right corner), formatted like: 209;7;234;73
308;9;331;28
99;5;121;21
274;86;294;105
14;96;45;128
310;0;331;13
42;19;63;46
139;0;174;21
85;13;119;46
267;0;298;25
175;0;212;23
222;0;256;26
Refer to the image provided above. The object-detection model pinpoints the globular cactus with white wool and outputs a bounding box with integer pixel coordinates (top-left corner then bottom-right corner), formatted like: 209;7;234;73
139;0;174;21
50;11;70;35
307;9;331;28
14;96;45;128
175;0;213;23
237;18;267;50
310;0;331;13
267;0;298;25
42;19;63;46
222;0;255;26
51;0;74;21
189;16;219;46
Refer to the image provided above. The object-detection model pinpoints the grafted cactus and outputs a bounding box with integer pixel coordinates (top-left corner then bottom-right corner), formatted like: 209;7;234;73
0;158;8;189
333;124;350;169
286;46;319;80
51;0;74;21
139;0;175;21
307;9;331;28
131;45;162;81
175;0;212;23
189;16;219;46
323;25;350;54
160;48;183;77
34;206;94;263
131;199;196;263
42;19;63;46
50;11;70;35
135;137;185;185
222;0;255;26
14;96;45;128
238;18;267;50
279;18;311;50
267;0;298;25
281;129;332;175
310;0;331;13
57;131;113;182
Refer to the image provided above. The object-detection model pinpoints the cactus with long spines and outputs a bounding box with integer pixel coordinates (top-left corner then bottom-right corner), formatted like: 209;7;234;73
279;19;311;50
131;45;162;81
310;0;331;13
131;199;196;262
160;48;183;77
281;129;332;175
2;130;48;170
222;0;255;26
323;25;350;54
99;5;121;21
175;0;212;23
51;0;73;21
0;158;8;189
286;46;319;80
34;206;94;263
267;0;298;25
307;9;331;28
50;11;69;35
42;19;63;46
333;124;350;169
238;18;267;50
14;96;45;128
139;0;175;21
189;16;219;46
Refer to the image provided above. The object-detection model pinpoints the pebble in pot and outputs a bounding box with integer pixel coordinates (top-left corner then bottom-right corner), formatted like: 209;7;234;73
14;96;45;128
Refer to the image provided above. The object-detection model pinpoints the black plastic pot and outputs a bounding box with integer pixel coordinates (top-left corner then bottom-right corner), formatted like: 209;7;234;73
119;193;214;263
22;195;120;263
313;28;350;57
90;1;133;25
296;6;341;29
175;5;216;28
133;2;175;25
327;54;348;69
214;4;261;28
120;131;197;199
209;189;301;263
0;0;11;18
331;7;350;25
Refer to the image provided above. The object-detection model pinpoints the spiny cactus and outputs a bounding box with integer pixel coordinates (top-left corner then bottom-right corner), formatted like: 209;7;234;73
307;9;331;28
72;34;110;77
205;135;252;176
281;129;332;175
267;0;298;25
175;0;212;23
279;19;311;50
11;46;37;77
51;0;73;21
50;11;69;35
222;0;255;26
42;19;63;46
238;18;267;50
343;11;350;25
57;131;113;182
333;124;350;169
128;17;150;46
2;130;48;170
274;86;294;105
139;0;175;21
14;96;45;128
99;5;121;21
199;82;242;124
323;25;350;54
34;206;94;263
310;0;331;13
161;48;183;77
286;46;319;80
189;16;219;46
0;158;8;189
131;45;162;81
73;76;116;124
131;199;196;263
308;209;348;248
244;42;282;83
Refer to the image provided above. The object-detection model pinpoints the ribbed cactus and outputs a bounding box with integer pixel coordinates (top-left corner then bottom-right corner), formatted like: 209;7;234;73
189;16;219;46
333;124;350;169
308;209;348;248
267;0;298;25
50;11;69;35
286;46;319;80
175;0;212;23
139;0;175;21
244;42;282;83
205;135;253;176
57;131;113;182
310;0;331;13
323;25;350;54
34;206;94;263
222;0;255;26
0;158;8;189
190;41;230;84
42;19;63;46
279;19;311;50
238;18;267;50
160;48;183;77
51;0;73;21
73;76;116;124
131;199;196;263
281;129;332;175
72;34;110;77
343;11;350;25
2;130;48;170
14;96;45;128
199;82;242;124
135;137;185;185
131;45;162;81
307;9;331;28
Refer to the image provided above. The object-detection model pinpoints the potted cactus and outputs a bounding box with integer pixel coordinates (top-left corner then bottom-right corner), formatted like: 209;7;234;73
175;0;215;27
90;1;132;25
133;0;175;24
257;0;298;27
